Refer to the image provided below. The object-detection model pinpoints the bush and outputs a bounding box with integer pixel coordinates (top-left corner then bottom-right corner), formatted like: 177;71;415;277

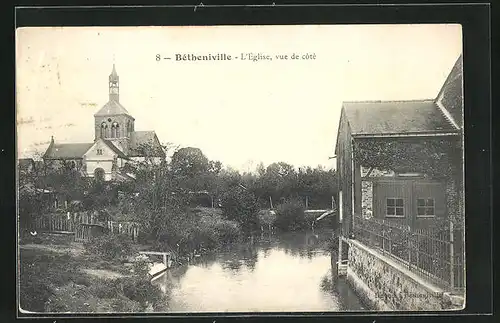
83;234;134;261
220;187;259;233
91;278;121;299
121;276;165;310
275;198;307;231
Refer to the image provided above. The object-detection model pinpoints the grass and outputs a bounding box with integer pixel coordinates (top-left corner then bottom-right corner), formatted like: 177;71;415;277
19;233;166;313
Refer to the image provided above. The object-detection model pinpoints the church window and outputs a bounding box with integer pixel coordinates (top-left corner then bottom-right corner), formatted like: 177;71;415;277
111;122;120;138
100;123;108;138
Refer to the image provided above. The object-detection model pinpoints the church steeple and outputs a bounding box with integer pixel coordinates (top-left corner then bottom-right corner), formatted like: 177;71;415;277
109;64;119;102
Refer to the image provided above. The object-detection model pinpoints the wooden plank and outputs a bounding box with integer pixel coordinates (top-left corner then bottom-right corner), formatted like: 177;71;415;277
139;251;172;256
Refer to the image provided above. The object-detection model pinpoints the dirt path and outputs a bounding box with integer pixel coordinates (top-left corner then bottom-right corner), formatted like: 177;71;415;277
81;268;127;279
19;243;85;256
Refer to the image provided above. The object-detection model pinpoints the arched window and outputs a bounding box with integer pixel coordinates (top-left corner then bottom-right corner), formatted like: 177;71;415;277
126;120;130;134
94;167;105;182
111;122;120;138
100;122;108;138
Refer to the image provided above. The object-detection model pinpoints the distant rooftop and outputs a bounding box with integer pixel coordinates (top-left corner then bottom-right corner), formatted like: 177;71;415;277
43;142;93;159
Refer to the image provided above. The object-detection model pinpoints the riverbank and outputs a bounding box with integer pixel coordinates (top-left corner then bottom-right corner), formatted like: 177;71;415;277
19;233;166;313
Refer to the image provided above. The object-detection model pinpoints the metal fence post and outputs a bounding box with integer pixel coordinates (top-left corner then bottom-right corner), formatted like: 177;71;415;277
449;220;455;290
416;231;420;269
407;226;412;270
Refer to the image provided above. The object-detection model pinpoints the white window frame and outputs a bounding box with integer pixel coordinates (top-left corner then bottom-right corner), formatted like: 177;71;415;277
416;197;436;218
385;197;405;218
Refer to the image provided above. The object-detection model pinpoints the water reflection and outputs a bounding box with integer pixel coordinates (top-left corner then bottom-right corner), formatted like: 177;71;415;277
153;230;365;312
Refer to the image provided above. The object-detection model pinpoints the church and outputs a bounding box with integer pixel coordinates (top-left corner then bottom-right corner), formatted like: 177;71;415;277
43;64;165;181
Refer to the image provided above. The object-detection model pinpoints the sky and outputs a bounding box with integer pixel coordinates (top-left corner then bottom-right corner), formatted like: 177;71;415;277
16;24;462;172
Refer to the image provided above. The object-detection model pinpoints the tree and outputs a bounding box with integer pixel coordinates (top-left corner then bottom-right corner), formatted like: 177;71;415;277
170;147;210;178
274;198;307;231
220;186;259;234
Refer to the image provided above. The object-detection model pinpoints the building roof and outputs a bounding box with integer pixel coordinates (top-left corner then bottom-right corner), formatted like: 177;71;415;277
94;100;132;117
436;54;463;129
43;142;94;159
342;100;458;136
18;158;35;168
129;131;165;157
101;139;128;159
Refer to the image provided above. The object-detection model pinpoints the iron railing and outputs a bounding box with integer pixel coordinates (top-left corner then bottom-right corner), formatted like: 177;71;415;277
353;215;465;291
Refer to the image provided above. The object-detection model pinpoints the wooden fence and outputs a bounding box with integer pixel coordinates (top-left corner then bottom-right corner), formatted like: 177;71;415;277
74;223;107;242
32;212;140;242
107;221;140;242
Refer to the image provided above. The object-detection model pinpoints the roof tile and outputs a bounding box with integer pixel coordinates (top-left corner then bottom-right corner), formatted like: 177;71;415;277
94;100;131;117
43;143;93;159
342;100;457;135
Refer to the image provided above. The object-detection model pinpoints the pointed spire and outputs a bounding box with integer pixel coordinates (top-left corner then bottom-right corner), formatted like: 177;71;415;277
109;63;118;81
109;62;119;101
50;136;54;144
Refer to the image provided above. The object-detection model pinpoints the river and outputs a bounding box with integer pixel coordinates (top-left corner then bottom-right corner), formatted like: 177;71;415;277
152;230;367;312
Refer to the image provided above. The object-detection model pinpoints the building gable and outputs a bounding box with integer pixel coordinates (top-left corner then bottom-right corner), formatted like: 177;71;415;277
436;54;463;129
129;131;165;158
83;139;126;160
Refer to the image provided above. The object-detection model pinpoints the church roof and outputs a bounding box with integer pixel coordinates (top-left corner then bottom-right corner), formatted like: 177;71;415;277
129;131;165;157
43;142;94;159
94;100;132;117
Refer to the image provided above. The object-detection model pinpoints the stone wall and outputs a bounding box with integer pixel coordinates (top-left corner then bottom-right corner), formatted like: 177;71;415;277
361;181;373;219
346;239;461;311
360;166;394;220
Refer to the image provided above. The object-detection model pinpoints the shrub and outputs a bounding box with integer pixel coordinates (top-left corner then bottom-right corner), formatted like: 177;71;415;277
220;188;259;233
91;278;121;299
275;198;307;231
83;234;134;261
121;276;165;310
215;219;241;244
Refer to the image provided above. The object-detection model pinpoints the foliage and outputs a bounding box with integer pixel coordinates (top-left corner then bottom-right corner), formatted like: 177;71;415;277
274;198;307;231
257;209;277;227
83;234;135;261
19;249;78;312
220;186;259;234
354;137;462;178
196;213;241;247
170;147;210;177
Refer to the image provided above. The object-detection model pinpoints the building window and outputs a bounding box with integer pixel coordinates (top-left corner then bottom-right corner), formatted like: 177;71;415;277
386;198;404;217
97;149;103;155
417;198;435;217
111;122;120;138
100;123;108;138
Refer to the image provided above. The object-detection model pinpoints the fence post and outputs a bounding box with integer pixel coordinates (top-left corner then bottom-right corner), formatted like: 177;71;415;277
407;226;412;270
449;220;455;290
381;227;385;254
415;231;420;268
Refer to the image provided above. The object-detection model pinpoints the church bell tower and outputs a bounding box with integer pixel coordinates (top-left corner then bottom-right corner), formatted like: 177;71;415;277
109;64;119;102
93;64;135;155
